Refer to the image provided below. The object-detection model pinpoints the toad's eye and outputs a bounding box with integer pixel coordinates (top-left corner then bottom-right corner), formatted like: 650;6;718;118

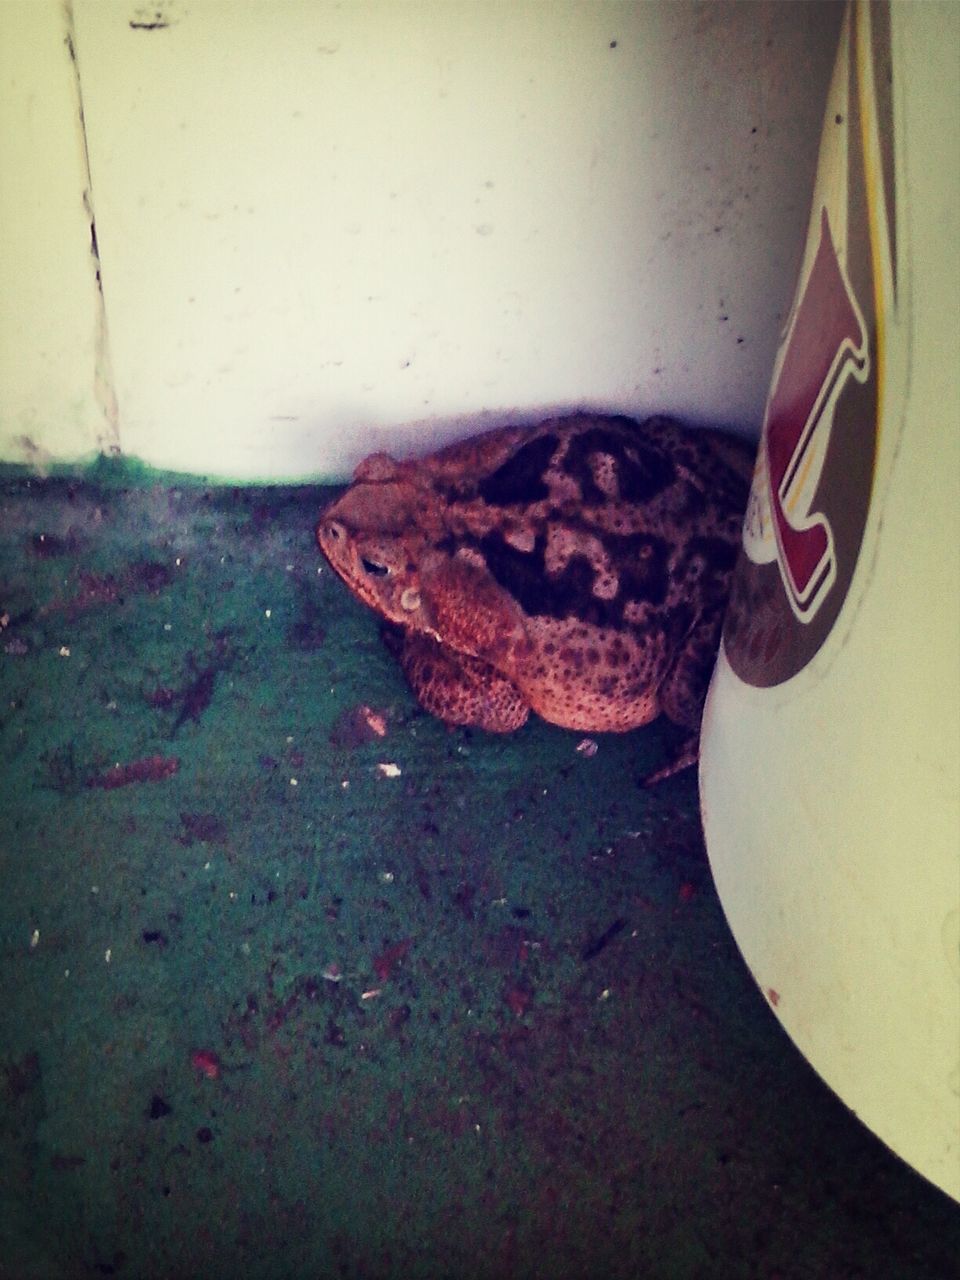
361;558;392;578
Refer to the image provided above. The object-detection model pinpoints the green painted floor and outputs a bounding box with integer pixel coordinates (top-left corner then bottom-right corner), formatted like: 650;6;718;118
1;466;957;1280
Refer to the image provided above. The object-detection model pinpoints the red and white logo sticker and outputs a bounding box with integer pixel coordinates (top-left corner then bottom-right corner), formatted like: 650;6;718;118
724;3;895;687
767;206;869;624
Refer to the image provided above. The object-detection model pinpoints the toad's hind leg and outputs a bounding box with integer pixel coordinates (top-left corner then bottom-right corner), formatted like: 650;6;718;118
641;611;722;787
399;632;530;732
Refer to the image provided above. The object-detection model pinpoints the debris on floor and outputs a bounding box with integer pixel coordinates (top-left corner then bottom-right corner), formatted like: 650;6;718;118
1;465;957;1279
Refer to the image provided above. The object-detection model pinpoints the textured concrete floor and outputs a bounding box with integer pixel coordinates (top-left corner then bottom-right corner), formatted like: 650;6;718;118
1;464;957;1279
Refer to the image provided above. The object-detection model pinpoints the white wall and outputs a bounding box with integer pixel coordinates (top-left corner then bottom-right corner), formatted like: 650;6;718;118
0;0;117;470
1;1;842;480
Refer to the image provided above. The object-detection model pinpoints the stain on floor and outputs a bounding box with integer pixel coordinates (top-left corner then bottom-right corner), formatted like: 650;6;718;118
0;464;957;1279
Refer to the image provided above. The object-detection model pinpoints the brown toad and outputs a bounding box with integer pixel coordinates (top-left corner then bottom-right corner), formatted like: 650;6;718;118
317;414;753;784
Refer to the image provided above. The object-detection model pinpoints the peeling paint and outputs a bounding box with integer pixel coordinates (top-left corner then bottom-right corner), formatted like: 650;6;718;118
129;2;181;31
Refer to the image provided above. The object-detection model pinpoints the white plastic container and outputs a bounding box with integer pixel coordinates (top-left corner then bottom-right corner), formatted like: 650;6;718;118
701;0;959;1201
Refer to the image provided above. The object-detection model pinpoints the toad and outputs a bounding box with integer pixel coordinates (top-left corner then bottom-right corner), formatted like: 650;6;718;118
317;414;752;784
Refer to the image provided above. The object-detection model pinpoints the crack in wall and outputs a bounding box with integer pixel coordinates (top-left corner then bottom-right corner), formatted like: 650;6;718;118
64;1;121;456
